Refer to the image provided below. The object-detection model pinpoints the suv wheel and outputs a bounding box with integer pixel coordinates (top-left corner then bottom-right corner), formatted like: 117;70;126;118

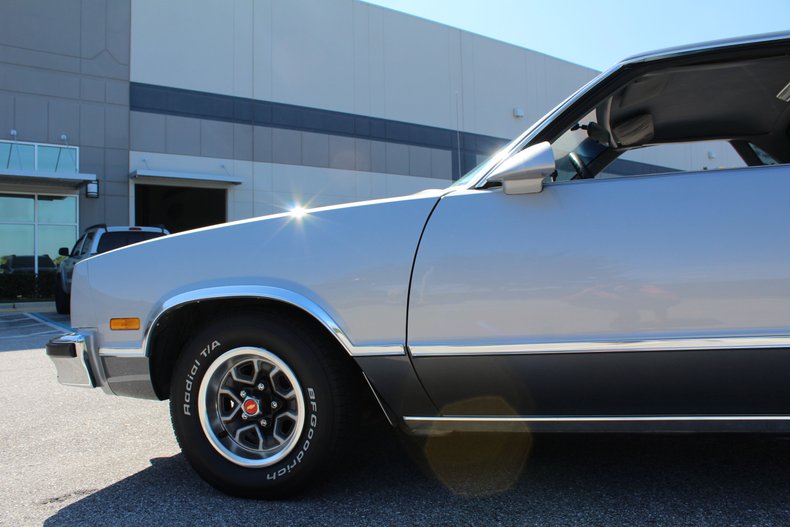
54;280;70;315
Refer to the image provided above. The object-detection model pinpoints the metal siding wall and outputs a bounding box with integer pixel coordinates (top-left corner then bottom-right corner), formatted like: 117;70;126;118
0;0;131;228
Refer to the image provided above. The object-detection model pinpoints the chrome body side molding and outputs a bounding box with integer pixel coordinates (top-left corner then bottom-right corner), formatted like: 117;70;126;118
409;335;790;357
98;348;146;357
403;415;790;434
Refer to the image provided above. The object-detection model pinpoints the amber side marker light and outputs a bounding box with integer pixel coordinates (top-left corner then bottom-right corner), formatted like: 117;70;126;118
110;318;141;331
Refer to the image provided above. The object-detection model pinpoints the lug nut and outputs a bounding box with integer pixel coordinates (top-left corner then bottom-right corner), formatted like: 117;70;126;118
241;414;248;420
260;418;269;427
257;383;265;391
240;390;247;398
270;400;279;410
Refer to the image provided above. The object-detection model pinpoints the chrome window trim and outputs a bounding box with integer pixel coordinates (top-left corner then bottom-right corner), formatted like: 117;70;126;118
408;336;790;357
619;31;790;65
139;286;405;359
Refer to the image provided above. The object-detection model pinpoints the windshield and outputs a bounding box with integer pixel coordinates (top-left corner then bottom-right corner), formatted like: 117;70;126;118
450;134;524;187
451;77;602;188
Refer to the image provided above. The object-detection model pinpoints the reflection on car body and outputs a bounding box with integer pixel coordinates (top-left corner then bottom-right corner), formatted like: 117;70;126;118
47;32;790;498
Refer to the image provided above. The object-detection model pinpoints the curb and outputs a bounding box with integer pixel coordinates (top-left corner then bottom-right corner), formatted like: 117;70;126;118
0;301;56;313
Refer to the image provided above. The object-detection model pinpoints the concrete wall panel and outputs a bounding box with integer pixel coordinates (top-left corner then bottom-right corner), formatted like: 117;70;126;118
0;93;14;139
106;0;131;65
302;132;330;168
269;0;355;112
253;127;273;163
0;63;80;99
80;0;107;59
200;120;234;160
14;95;49;143
329;136;355;170
385;143;409;175
380;10;454;130
105;80;129;106
79;103;105;147
131;0;235;94
166;115;200;156
0;0;81;57
104;148;130;182
233;123;253;161
0;44;81;73
130;111;166;153
272;128;302;165
104;105;129;149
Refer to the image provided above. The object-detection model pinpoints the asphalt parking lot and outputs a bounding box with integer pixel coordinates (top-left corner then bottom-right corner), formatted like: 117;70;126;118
2;311;790;526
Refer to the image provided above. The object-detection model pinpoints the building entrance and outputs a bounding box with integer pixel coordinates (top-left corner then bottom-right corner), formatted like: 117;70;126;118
134;184;226;233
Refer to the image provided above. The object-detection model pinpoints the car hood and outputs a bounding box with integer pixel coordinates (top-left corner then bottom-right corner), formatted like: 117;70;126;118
71;190;445;350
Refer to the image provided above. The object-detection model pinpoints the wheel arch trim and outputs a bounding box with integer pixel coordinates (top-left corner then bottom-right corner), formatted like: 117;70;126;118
143;285;405;359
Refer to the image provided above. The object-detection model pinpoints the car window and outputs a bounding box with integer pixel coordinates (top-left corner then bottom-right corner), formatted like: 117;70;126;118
541;53;789;184
748;143;779;165
608;140;747;178
96;231;164;254
70;235;85;257
79;231;96;256
551;109;608;182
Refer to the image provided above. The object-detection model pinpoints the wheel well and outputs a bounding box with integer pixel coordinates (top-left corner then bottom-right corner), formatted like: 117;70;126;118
148;298;365;401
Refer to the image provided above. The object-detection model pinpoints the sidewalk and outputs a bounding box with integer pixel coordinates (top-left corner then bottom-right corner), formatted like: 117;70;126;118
0;301;56;313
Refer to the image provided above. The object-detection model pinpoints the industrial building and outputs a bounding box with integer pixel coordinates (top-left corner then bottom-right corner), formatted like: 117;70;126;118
0;0;740;292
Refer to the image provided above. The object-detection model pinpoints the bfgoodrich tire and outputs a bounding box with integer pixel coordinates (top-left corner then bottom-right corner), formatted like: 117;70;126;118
169;313;353;498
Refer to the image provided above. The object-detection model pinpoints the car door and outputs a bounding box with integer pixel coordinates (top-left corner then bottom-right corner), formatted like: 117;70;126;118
407;165;790;418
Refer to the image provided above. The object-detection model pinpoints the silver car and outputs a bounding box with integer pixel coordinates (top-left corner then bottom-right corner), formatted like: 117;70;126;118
47;32;790;498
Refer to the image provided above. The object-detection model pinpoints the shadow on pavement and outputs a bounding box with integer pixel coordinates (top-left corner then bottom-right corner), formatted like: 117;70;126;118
45;429;790;526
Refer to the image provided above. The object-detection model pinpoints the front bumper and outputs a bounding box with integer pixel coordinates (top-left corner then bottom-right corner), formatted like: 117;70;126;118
46;331;159;399
46;332;99;388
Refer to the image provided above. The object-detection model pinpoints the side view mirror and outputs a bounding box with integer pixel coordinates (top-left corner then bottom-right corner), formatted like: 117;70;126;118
486;141;556;195
58;247;70;257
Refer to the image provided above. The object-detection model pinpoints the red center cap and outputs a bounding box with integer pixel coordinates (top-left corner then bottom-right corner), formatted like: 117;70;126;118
243;399;259;415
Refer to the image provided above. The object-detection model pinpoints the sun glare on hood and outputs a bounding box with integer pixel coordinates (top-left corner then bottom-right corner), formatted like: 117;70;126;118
289;205;307;218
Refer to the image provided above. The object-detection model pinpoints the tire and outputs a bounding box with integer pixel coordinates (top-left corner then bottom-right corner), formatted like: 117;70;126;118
54;280;70;315
169;313;353;498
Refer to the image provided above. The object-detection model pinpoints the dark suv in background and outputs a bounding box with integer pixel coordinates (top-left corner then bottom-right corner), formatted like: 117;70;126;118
55;225;169;314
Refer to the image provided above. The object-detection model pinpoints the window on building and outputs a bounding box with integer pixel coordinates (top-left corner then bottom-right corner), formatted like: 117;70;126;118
0;140;79;173
0;193;78;276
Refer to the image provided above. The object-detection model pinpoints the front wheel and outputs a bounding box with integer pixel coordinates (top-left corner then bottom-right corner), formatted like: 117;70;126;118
169;313;353;498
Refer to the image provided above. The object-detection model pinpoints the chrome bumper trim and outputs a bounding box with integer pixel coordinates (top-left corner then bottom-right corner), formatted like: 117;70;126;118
46;332;97;388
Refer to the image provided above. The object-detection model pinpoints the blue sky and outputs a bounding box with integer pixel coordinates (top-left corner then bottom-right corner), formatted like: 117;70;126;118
363;0;790;70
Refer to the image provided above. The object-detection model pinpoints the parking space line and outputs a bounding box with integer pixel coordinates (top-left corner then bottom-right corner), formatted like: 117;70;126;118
24;313;73;332
0;322;44;329
0;329;60;340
